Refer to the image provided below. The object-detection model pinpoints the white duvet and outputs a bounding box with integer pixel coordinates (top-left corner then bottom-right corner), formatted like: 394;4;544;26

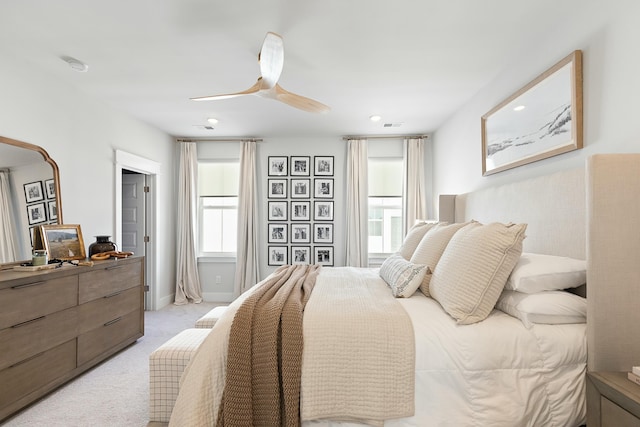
170;267;586;427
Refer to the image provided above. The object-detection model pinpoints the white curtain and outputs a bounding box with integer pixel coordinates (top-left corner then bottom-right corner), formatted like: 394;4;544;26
233;140;259;297
174;142;203;305
402;137;427;235
0;170;19;263
345;138;369;267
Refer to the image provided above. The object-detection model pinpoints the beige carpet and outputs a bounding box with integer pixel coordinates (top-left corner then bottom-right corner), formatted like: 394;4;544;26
2;301;221;427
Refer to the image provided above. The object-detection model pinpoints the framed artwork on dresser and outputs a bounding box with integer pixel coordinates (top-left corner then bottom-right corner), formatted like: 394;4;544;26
40;224;86;260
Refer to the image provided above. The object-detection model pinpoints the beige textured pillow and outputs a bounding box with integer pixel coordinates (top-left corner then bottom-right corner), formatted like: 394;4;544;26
379;254;428;297
429;222;527;324
410;222;471;296
397;221;439;260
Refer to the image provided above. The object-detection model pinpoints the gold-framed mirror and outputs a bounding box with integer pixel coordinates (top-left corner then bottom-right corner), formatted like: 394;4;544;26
0;135;63;265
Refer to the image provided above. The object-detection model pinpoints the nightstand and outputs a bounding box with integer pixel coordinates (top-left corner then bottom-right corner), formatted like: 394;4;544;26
588;371;640;427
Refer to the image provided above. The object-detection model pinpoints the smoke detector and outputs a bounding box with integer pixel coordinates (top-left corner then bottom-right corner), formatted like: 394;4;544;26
61;56;89;72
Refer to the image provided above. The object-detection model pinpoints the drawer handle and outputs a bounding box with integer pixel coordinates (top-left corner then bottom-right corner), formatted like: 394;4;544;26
9;351;45;368
104;317;122;327
104;291;123;298
11;281;46;290
11;315;46;328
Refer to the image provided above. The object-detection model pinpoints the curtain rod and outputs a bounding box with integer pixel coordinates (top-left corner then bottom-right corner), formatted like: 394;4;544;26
342;134;429;141
176;138;263;143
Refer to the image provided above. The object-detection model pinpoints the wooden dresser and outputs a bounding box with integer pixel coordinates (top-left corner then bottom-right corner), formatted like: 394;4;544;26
0;256;144;421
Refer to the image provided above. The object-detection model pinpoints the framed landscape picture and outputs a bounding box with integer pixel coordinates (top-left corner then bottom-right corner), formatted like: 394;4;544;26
481;50;583;175
41;223;86;260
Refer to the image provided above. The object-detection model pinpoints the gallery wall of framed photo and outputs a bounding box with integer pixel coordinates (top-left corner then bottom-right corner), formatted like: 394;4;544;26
267;155;335;266
23;177;58;247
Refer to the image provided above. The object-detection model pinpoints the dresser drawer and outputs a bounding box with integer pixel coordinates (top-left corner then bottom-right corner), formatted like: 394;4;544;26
0;275;78;330
78;260;142;304
0;307;78;371
77;310;142;366
0;339;76;410
602;396;640;427
77;286;141;335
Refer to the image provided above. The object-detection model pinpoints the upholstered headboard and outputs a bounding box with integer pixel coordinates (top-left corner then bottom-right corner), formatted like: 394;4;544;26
439;167;586;259
439;155;640;373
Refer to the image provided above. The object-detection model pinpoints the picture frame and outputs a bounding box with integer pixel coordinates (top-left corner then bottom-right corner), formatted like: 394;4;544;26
314;246;334;266
314;201;334;221
48;200;58;221
291;246;311;265
291;223;311;243
41;223;86;260
291;201;310;221
268;201;288;221
24;181;44;203
290;178;310;198
268;178;288;198
481;50;583;176
26;202;47;225
314;156;334;176
268;223;288;244
268;246;288;266
44;178;56;199
314;178;334;198
268;156;288;176
290;156;310;176
313;223;334;244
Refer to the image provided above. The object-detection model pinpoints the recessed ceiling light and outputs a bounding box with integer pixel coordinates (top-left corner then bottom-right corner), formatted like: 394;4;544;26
207;118;219;125
61;56;89;72
369;115;382;122
513;105;526;111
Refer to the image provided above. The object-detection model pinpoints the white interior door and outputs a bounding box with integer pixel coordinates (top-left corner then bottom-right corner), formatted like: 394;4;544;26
122;172;146;256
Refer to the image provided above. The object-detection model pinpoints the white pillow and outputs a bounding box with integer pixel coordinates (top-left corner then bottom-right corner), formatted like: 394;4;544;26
495;289;586;328
429;222;527;324
506;253;586;293
379;254;428;298
397;221;439;260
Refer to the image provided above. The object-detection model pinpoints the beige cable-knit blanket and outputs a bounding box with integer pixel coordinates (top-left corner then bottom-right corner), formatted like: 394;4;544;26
169;266;414;426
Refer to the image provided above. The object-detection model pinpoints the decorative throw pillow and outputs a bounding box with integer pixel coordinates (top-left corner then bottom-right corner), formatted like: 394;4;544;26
505;253;586;293
495;289;586;328
379;254;428;298
429;221;527;324
397;221;439;260
410;221;471;297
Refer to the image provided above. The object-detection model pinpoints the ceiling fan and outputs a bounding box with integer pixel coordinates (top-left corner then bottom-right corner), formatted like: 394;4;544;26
191;32;330;114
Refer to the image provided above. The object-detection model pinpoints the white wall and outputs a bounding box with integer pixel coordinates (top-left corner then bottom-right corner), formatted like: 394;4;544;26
0;48;177;309
432;0;640;200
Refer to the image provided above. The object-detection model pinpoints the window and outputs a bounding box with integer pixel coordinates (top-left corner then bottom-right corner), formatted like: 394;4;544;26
198;161;239;256
368;157;403;255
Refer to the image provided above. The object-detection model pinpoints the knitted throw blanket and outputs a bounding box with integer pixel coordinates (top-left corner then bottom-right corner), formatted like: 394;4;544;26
217;264;321;427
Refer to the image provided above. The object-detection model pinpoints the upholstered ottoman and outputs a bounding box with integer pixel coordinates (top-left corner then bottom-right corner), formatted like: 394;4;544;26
149;328;211;423
194;305;228;328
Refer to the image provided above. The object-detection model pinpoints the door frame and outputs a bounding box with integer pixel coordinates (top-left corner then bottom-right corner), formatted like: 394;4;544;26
115;149;160;310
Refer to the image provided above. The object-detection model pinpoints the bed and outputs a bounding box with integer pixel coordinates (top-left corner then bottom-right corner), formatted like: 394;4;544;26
168;155;640;427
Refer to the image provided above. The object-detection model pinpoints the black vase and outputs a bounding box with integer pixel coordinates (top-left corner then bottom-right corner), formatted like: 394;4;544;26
88;235;117;256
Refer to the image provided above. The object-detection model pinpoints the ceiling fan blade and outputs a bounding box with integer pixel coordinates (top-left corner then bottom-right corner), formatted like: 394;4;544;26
190;80;262;101
259;32;284;89
274;84;331;114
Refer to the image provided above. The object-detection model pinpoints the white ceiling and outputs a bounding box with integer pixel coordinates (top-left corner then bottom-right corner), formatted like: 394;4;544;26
0;0;579;139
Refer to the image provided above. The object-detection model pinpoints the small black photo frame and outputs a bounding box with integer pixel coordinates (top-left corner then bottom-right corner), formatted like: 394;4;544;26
313;223;334;244
268;223;288;244
291;246;311;265
24;181;44;203
45;178;56;199
314;178;334;198
291;223;311;243
291;201;310;221
48;200;58;221
268;246;288;266
268;156;288;176
314;201;334;221
268;201;288;221
291;179;310;198
26;202;47;225
314;246;334;266
314;156;334;176
268;178;288;198
290;156;310;176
